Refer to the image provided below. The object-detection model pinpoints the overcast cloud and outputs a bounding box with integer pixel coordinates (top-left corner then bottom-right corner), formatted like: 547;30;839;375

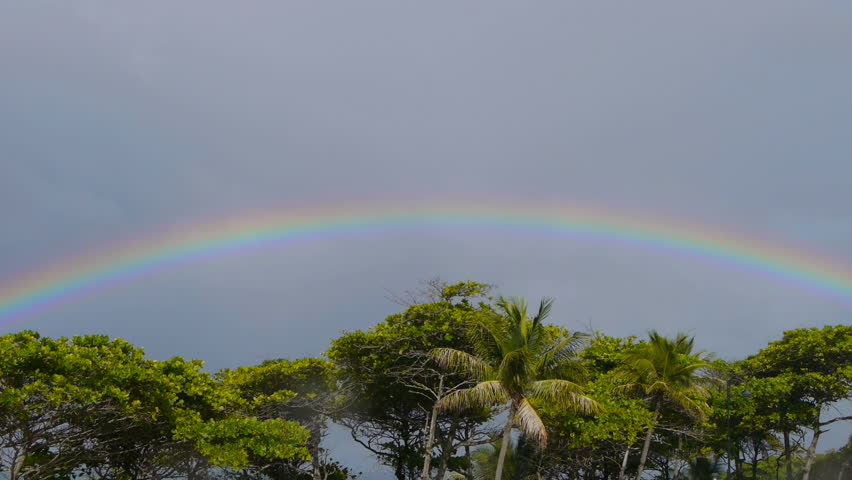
2;2;850;474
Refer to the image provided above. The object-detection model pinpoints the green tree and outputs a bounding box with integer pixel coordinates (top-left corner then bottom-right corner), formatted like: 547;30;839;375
539;375;655;479
0;331;312;479
746;325;852;480
431;297;599;480
0;331;118;479
806;434;851;480
328;281;495;480
704;359;794;480
218;357;348;479
533;334;652;480
614;331;712;480
83;352;312;478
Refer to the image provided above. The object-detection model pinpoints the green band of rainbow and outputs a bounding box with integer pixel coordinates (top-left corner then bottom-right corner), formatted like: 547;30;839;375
2;199;851;326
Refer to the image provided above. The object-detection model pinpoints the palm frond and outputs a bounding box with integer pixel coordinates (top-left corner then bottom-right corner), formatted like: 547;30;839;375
468;314;507;364
515;398;547;446
614;331;713;420
471;441;513;480
498;348;533;392
437;380;509;411
496;296;530;350
496;296;527;325
533;298;553;325
430;347;492;380
536;331;589;374
530;379;601;415
613;382;645;397
667;390;710;418
646;380;671;396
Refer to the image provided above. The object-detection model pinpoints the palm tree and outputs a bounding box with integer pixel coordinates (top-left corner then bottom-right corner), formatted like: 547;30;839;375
615;331;712;480
431;297;599;480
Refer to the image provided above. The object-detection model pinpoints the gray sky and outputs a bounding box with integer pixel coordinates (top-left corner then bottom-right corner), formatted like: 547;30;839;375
1;2;850;475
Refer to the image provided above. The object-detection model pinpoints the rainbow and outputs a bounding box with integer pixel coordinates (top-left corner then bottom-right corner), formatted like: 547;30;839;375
2;198;852;326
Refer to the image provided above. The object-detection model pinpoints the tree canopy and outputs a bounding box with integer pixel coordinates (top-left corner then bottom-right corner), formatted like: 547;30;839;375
0;282;848;480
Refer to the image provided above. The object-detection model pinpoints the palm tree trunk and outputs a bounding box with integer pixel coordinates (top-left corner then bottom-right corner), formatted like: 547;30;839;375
636;402;661;480
495;404;517;480
801;408;822;480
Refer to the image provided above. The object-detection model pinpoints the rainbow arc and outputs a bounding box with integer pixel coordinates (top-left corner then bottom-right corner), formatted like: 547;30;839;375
2;198;851;326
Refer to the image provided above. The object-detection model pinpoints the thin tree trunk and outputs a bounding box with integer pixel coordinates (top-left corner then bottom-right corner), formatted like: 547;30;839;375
673;435;685;480
752;456;758;480
422;376;444;480
435;421;458;480
751;438;759;480
311;420;325;480
736;452;744;480
10;453;20;480
422;405;440;480
10;442;28;480
495;404;517;480
775;455;780;480
800;408;823;480
636;402;661;480
465;438;473;480
393;417;411;480
618;447;631;480
783;430;792;480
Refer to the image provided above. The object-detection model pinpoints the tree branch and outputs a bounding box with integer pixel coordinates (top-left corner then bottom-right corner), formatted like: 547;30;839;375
819;415;852;427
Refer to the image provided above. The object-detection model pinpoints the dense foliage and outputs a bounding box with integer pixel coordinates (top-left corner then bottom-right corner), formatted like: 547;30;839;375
0;281;849;480
0;332;310;479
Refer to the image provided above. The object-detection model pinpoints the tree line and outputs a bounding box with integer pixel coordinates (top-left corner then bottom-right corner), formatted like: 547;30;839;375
1;281;849;480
